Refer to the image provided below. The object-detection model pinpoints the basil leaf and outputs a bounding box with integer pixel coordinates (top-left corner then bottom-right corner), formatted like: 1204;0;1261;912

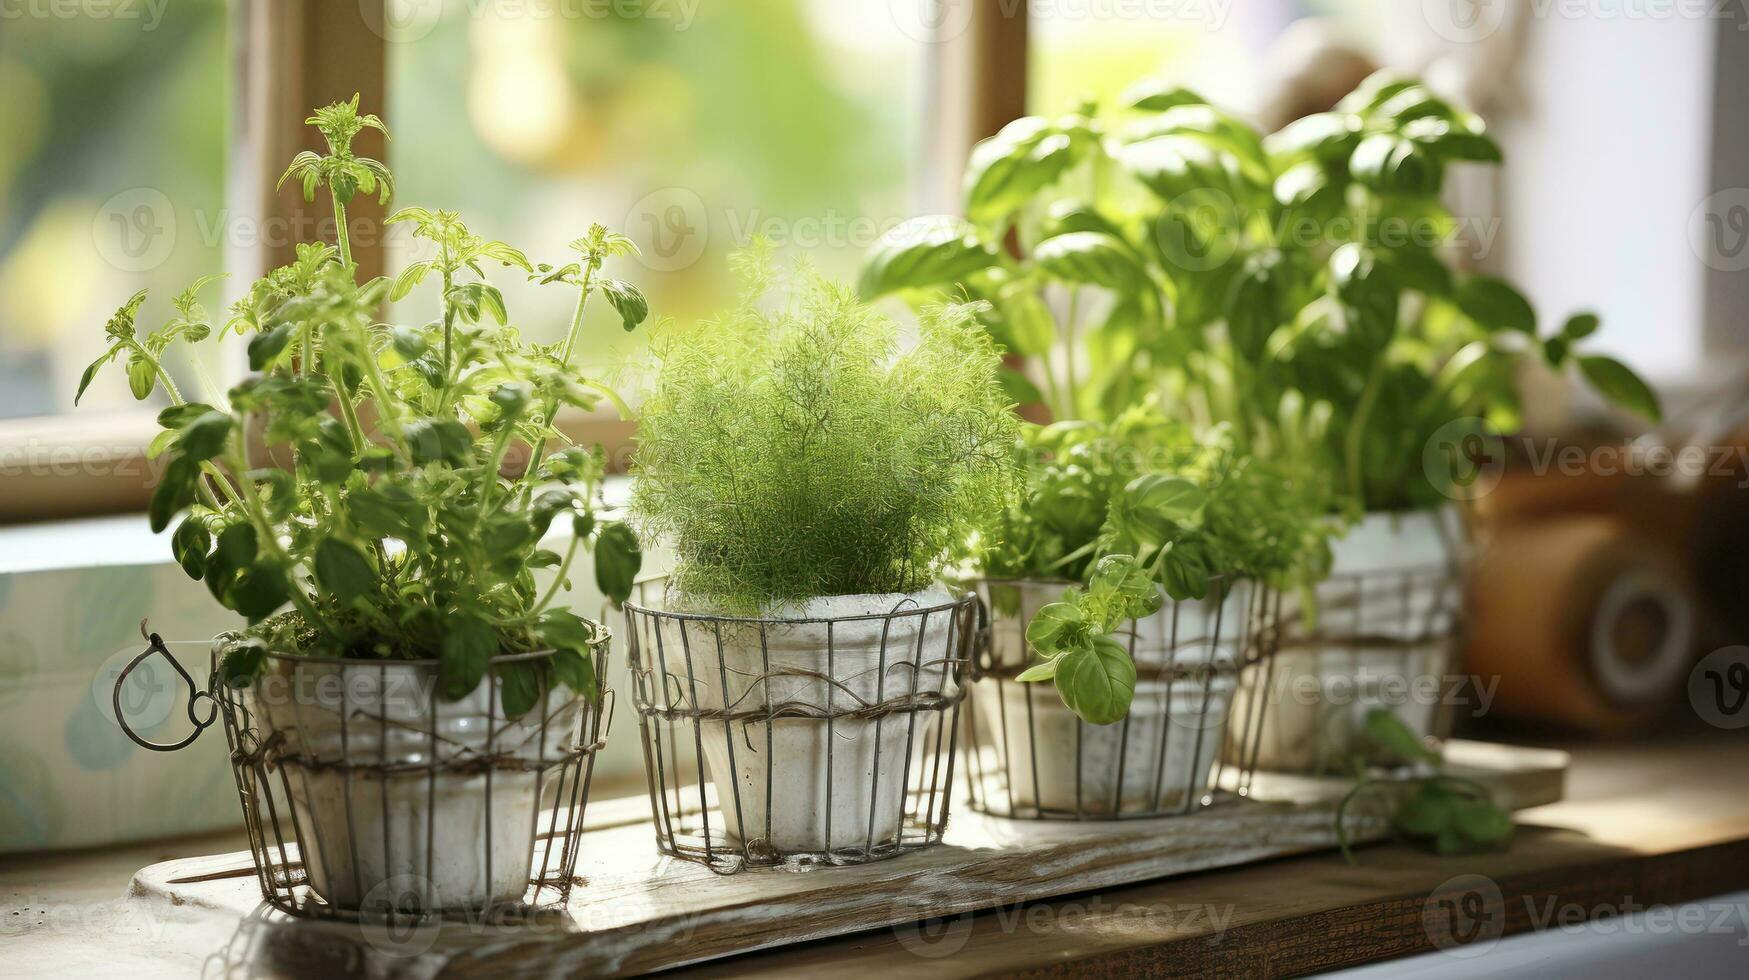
859;216;999;299
171;518;211;581
440;611;497;702
1053;636;1137;725
1577;354;1661;422
497;660;543;718
314;537;376;603
593;521;642;608
1456;275;1536;333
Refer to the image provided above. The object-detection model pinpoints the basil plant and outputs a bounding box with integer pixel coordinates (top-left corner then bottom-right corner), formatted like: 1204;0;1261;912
862;73;1660;514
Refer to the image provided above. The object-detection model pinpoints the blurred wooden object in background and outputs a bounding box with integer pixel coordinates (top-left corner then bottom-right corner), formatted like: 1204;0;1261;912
1464;427;1749;735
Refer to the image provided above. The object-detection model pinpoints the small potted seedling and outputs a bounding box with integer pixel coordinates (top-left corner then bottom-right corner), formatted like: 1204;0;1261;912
624;251;1016;863
92;98;645;914
967;407;1331;817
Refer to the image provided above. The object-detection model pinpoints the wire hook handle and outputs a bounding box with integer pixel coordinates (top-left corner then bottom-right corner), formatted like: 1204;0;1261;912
113;623;218;752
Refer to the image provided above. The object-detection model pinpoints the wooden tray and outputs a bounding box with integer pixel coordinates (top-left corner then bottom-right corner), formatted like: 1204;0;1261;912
128;739;1566;977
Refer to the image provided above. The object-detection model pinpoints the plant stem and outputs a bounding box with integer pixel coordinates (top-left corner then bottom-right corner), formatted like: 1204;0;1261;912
333;198;353;269
1063;286;1081;418
522;269;596;484
1345;360;1386;505
527;533;582;617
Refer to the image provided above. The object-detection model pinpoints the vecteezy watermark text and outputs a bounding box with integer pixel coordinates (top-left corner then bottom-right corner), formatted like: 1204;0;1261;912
0;0;169;30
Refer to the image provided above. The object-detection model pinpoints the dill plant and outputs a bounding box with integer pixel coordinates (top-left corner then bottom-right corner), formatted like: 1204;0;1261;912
631;259;1018;613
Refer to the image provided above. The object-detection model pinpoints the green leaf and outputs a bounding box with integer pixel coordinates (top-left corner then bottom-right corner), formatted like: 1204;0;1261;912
171;518;211;581
1265;112;1360;164
1560;312;1600;341
1015;655;1060;682
497;660;543;718
598;279;648;332
859;216;999;299
247;323;295;370
148;455;199;533
1111;474;1206;548
1125;81;1207;112
550;648;597;700
1226;249;1286;360
390;325;429;360
1033;231;1148;292
1393;788;1453;837
1025;598;1085;652
314;538;376;603
226;561;291;623
593;521;642;607
1451;797;1513;844
157;403;216;429
1577;355;1661;422
74;353;111;406
404;417;475;466
1054;636;1137;725
220;638;268;690
964;116;1080;225
1349;134;1443;196
440;611;497;702
1455;276;1536;333
177;411;234;462
1363;709;1440;765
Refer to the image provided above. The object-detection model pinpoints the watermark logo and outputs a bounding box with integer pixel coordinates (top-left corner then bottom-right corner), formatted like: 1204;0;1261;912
94;187;176;273
889;892;977;958
0;0;170;31
1422;873;1506;957
362;0;445;43
1422;0;1509;43
889;0;977;43
356;875;446;958
1690;645;1749;730
625;187;708;272
1690;188;1749;272
1423;417;1506;502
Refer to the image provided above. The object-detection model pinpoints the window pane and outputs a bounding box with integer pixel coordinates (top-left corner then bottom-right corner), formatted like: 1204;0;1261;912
386;0;929;375
1030;0;1382;116
0;1;230;421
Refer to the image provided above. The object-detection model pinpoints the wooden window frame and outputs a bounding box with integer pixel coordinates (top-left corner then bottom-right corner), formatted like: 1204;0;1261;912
0;0;1028;524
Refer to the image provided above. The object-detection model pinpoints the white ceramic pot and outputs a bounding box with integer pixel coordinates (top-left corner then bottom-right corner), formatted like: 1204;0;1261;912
1232;506;1462;774
654;587;962;858
249;655;586;912
972;579;1258;817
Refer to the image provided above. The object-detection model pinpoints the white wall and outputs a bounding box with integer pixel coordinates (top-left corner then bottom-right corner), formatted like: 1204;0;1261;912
1493;14;1717;384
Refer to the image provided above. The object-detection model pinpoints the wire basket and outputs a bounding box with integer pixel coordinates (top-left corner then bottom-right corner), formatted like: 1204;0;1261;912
113;630;610;921
964;577;1279;820
620;580;979;872
1230;563;1462;775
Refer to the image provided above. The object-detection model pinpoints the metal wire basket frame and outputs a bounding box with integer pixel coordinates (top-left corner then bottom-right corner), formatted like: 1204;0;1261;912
963;576;1281;821
621;581;980;873
1236;562;1464;775
114;633;611;922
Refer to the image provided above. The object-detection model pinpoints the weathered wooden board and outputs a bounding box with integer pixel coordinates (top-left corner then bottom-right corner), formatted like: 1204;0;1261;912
126;740;1566;978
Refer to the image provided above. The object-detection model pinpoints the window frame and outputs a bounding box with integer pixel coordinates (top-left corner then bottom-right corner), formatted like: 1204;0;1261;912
0;0;1029;524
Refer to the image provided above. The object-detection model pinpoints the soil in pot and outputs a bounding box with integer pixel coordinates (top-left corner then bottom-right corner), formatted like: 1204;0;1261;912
249;656;588;912
652;587;962;861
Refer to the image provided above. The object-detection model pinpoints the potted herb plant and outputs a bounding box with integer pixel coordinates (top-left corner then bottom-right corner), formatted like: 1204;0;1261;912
863;74;1660;774
624;251;1016;862
89;98;645;913
961;405;1331;817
